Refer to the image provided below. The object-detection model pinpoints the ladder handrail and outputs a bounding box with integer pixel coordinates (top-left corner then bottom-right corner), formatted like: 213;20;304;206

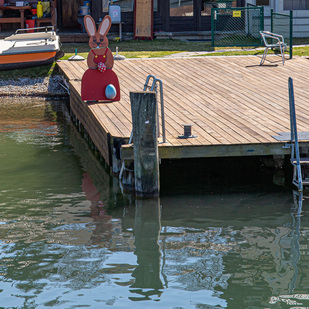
289;77;303;191
144;74;156;91
150;78;166;144
144;75;166;143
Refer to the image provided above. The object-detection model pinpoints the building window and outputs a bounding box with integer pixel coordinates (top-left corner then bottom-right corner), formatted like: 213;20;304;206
284;0;309;10
256;0;269;5
201;0;235;16
154;0;158;11
170;0;193;16
109;0;134;12
103;0;157;12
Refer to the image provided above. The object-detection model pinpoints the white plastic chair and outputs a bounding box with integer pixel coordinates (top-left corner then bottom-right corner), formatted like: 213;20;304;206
260;31;287;65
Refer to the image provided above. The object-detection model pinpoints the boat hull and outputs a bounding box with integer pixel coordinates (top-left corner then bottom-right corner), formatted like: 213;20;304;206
0;51;57;70
0;28;63;71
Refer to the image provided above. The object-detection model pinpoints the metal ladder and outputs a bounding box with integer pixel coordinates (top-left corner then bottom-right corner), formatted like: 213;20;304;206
289;77;309;193
143;75;166;143
119;75;166;180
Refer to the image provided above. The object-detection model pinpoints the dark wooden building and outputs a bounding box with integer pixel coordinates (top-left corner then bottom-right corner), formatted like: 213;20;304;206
58;0;245;34
0;0;249;35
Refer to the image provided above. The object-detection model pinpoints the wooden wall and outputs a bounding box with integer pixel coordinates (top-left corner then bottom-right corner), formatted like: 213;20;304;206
59;0;84;28
57;0;241;32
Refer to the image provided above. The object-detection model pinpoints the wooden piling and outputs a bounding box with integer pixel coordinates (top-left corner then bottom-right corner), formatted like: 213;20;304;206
130;91;160;197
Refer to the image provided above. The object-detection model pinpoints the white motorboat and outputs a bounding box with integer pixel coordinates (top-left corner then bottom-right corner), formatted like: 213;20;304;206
0;26;64;70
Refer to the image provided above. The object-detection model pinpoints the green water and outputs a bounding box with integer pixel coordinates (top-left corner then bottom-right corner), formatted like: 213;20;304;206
0;99;308;309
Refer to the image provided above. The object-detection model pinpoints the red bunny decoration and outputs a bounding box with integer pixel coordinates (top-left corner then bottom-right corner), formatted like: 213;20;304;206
81;15;121;102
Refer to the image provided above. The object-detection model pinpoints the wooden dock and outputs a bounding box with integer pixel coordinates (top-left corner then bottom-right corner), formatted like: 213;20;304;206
57;55;309;169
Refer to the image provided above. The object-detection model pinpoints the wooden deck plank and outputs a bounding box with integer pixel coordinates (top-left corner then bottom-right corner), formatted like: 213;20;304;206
101;104;131;136
138;60;240;145
168;73;265;143
153;60;262;144
189;58;290;129
189;58;293;139
114;61;190;146
58;56;309;164
143;59;271;144
57;60;82;81
68;60;86;79
90;103;125;138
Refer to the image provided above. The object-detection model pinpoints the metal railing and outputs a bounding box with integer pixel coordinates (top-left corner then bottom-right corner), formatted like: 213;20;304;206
15;25;56;34
143;74;166;144
288;77;302;194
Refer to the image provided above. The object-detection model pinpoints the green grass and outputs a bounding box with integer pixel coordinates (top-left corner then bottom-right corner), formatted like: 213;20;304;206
64;39;208;52
60;50;183;60
1;38;309;80
60;39;213;60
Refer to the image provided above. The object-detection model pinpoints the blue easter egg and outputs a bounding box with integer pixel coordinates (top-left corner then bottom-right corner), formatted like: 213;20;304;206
105;84;117;100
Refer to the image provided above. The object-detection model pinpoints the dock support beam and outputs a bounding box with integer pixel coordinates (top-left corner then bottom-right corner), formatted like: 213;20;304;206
130;91;160;197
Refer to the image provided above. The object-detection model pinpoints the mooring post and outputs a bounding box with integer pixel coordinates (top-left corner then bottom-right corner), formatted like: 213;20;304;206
130;91;160;197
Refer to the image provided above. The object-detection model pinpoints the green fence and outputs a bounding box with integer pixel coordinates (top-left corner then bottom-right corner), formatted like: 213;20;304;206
211;6;264;47
271;10;293;59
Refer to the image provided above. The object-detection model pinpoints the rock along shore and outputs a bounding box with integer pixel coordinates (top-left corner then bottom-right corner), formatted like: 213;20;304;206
0;75;69;98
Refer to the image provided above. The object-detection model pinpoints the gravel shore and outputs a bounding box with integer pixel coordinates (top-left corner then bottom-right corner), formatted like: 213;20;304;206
0;75;69;98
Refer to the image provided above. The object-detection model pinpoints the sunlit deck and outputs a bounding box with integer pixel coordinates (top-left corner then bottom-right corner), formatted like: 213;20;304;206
57;55;309;165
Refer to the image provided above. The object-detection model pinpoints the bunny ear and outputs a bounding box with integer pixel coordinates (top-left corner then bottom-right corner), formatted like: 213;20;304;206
84;15;96;37
98;15;112;36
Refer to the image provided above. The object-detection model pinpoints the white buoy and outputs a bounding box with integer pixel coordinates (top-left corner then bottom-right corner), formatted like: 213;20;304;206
68;49;85;61
113;47;125;61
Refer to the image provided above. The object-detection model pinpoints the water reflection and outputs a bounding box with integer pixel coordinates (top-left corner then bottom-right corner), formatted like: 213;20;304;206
2;99;309;308
293;190;303;215
289;206;301;294
130;198;163;300
155;195;308;308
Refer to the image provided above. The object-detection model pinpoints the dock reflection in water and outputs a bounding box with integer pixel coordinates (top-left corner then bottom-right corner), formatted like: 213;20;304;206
1;99;309;308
